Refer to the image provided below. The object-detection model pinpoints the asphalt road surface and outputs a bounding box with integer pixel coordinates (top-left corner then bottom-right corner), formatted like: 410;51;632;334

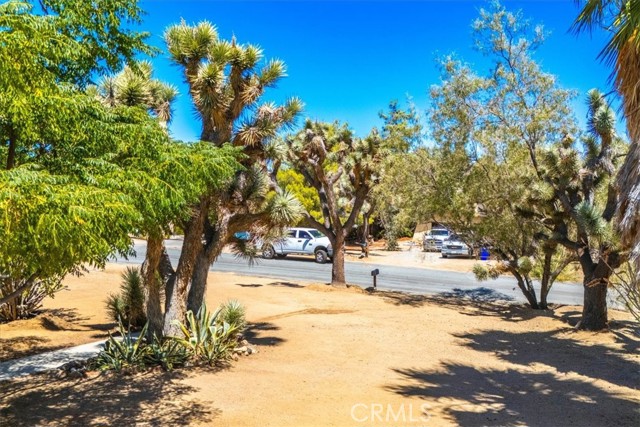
113;239;597;307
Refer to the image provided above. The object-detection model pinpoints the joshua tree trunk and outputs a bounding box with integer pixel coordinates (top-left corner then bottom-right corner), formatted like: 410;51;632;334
162;200;208;337
331;232;347;286
581;278;608;330
361;202;375;244
163;274;188;337
186;213;231;313
578;248;622;330
187;252;209;314
539;282;550;310
539;251;553;310
362;213;370;244
512;270;539;309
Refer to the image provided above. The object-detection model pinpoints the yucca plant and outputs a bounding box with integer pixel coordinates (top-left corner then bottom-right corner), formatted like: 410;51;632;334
219;299;247;331
105;267;146;328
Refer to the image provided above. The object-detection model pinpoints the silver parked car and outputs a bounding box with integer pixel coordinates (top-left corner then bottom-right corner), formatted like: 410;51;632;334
441;234;474;258
423;228;451;252
262;227;333;263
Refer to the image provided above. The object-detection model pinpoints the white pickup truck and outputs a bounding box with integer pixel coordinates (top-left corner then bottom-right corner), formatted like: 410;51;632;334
422;228;451;252
262;227;333;263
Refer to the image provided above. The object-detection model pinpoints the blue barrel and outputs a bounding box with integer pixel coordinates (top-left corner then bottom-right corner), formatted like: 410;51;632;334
480;247;490;261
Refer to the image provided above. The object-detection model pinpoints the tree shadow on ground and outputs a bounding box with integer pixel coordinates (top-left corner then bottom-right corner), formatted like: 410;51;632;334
0;370;219;426
0;336;60;362
376;288;541;323
243;322;285;347
235;283;264;288
45;308;88;323
557;309;582;326
386;362;639;427
453;329;640;390
611;327;640;353
439;287;514;302
267;281;304;288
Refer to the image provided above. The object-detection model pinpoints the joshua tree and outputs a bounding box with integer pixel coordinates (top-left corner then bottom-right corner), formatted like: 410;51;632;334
149;21;302;336
285;121;382;286
573;0;640;267
92;61;178;129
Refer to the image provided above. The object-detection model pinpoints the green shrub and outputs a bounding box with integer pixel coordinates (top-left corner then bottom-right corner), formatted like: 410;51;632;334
145;335;190;371
220;299;247;330
92;321;149;372
93;301;248;373
174;303;242;366
472;262;504;281
0;277;65;321
105;267;146;328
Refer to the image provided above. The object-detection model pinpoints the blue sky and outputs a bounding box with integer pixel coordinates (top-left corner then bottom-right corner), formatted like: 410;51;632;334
139;0;615;142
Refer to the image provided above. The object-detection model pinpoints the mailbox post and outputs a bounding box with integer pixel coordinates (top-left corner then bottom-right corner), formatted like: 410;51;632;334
371;268;379;289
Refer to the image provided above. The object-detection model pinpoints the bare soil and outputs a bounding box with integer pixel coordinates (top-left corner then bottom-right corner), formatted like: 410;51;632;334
0;264;638;426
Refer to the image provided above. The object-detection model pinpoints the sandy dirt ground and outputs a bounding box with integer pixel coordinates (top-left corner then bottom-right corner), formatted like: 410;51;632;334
0;264;638;427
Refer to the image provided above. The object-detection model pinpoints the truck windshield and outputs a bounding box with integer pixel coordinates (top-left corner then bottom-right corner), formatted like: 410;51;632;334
308;229;325;238
430;230;449;236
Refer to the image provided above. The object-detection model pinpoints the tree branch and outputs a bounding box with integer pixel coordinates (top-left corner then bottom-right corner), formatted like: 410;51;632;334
0;273;39;307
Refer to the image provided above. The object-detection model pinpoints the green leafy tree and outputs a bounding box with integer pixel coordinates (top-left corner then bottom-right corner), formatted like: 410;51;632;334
414;3;625;327
285;121;383;285
33;0;154;86
277;168;323;222
371;100;423;250
0;0;153;319
395;3;579;310
0;2;240;328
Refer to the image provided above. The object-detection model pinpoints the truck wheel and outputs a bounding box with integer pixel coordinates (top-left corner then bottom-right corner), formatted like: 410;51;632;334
442;253;448;259
262;246;276;259
314;249;328;264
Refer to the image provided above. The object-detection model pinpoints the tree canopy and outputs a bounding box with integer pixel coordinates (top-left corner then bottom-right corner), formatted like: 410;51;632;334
0;1;240;321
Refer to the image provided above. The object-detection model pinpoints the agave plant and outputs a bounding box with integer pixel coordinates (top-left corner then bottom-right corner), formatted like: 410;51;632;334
173;303;243;365
145;335;190;371
92;321;149;372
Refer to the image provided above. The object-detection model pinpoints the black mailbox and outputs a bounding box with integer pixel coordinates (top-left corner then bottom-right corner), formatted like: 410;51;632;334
370;269;379;289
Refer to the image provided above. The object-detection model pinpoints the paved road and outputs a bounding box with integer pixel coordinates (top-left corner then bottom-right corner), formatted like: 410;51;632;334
111;239;596;307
